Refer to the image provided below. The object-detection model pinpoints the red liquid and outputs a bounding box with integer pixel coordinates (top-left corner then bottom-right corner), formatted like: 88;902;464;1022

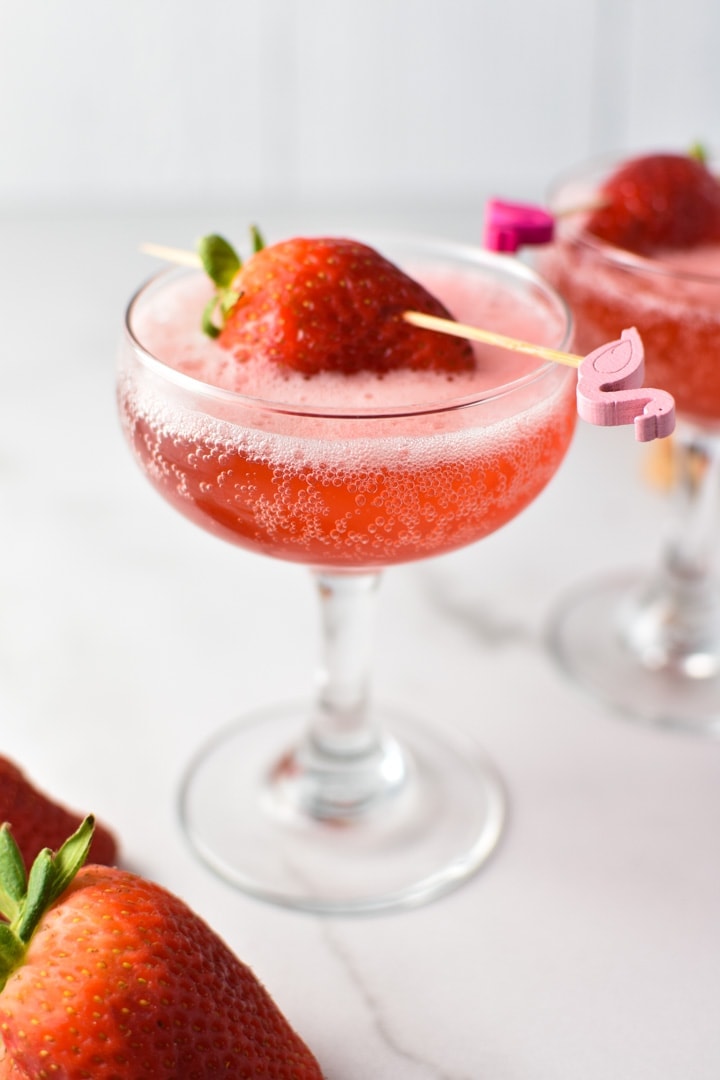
120;264;576;569
124;407;574;568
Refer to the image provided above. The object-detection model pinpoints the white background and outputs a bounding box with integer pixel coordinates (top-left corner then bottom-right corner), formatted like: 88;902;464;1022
1;0;719;213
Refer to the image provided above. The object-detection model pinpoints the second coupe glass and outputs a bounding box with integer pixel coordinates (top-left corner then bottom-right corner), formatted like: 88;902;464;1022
540;158;720;736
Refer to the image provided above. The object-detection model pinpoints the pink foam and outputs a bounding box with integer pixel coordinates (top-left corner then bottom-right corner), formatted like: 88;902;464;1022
132;266;566;410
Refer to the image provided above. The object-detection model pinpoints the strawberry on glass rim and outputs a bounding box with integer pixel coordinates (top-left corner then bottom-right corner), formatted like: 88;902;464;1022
198;230;475;375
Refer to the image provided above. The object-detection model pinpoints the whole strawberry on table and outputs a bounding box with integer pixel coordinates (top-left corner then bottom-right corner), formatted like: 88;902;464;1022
0;819;323;1079
0;755;117;870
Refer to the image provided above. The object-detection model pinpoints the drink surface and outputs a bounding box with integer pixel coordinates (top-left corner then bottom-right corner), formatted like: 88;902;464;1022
540;177;720;424
120;256;576;569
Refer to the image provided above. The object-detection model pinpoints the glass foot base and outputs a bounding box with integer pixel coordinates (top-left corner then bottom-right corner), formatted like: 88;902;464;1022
547;572;720;736
179;703;506;915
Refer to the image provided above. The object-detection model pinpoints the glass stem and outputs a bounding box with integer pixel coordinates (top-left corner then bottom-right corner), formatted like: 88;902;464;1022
310;571;383;757
625;425;720;673
663;426;720;581
270;571;407;821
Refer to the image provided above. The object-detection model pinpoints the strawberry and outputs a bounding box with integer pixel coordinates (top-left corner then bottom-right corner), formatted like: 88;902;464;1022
0;820;324;1079
199;231;475;376
586;150;720;255
0;755;117;869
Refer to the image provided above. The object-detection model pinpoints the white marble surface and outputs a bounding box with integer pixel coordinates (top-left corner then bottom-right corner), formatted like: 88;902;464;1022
1;209;720;1079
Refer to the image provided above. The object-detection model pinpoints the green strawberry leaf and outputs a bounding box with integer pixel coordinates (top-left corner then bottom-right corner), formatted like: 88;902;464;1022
18;849;54;943
0;817;95;988
0;824;27;922
689;141;708;164
220;288;240;316
46;815;95;907
250;224;265;254
0;923;25;989
198;234;241;289
201;295;223;340
197;228;264;339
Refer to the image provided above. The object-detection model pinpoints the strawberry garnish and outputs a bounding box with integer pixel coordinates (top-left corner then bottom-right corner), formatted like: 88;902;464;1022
199;231;475;376
0;820;323;1079
586;150;720;255
0;754;117;868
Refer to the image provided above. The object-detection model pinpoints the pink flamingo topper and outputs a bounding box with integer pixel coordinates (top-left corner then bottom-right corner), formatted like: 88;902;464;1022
577;328;676;442
484;198;555;252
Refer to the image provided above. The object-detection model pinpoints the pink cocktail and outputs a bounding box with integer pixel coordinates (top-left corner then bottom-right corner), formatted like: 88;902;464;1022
118;235;575;913
538;158;720;733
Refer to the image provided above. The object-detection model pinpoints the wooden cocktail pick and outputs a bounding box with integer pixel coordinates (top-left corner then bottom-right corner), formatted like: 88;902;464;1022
403;310;582;368
140;242;203;267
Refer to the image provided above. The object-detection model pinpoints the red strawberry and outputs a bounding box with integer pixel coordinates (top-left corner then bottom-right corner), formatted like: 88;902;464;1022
0;820;323;1079
0;755;117;868
586;151;720;255
200;232;475;376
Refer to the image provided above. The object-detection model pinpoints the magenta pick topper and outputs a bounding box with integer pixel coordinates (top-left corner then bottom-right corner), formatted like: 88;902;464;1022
483;198;555;253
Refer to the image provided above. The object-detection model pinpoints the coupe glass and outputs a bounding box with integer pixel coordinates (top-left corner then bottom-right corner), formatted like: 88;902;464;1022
117;235;575;914
539;158;720;735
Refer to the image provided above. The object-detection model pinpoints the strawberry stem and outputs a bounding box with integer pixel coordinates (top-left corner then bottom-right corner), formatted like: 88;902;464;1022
0;816;95;991
250;224;265;253
689;141;708;164
197;234;241;289
197;228;265;338
0;826;27;921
